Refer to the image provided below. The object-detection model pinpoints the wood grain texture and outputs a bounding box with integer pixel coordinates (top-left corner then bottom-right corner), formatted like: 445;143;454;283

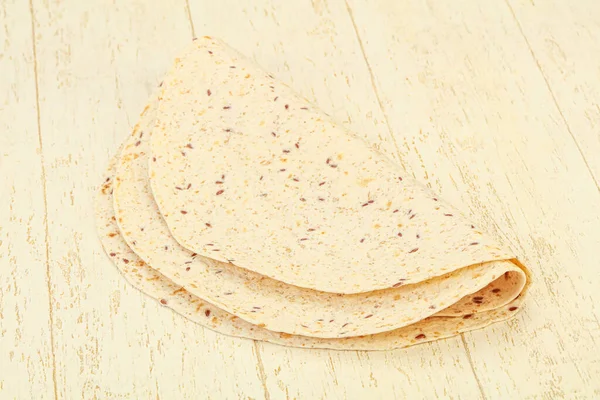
2;0;599;398
506;0;600;187
0;1;55;399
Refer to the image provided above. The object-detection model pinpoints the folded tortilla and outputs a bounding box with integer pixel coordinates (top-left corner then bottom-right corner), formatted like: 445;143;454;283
96;36;530;349
113;97;525;339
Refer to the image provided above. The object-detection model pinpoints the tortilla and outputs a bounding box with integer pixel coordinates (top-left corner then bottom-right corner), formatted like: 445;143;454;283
97;153;528;350
149;37;526;296
95;36;531;349
113;97;525;338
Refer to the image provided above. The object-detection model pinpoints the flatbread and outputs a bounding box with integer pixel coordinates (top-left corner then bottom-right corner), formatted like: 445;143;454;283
97;154;528;350
149;37;525;296
96;36;532;349
113;97;525;338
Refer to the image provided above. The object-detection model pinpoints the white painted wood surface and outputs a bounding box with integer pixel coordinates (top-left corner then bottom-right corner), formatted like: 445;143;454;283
1;0;599;398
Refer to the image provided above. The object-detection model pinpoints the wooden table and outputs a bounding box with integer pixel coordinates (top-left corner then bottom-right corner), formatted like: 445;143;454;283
2;1;599;398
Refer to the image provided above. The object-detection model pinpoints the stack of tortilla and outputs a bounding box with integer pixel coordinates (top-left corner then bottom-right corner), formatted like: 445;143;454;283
95;36;530;350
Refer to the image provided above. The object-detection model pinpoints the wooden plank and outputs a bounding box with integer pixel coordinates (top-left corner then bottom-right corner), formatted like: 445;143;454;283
346;0;600;398
506;0;600;185
30;0;264;398
188;1;486;399
0;1;55;398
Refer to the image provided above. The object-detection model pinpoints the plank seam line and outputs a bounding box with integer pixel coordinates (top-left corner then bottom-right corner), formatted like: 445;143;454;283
185;0;197;39
184;7;271;398
461;335;488;400
344;0;407;171
185;6;272;398
253;341;271;400
504;0;600;194
28;1;58;398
